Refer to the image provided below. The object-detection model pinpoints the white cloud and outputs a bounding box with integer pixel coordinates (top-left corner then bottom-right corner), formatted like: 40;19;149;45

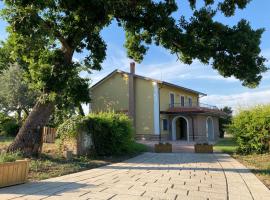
90;51;239;85
201;89;270;112
86;46;270;115
88;47;270;86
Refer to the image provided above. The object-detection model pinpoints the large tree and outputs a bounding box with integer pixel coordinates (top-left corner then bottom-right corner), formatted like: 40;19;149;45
0;0;266;155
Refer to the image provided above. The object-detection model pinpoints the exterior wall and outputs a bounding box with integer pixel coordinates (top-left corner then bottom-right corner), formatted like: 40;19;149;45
91;73;129;112
169;114;220;142
90;71;221;142
134;77;154;135
212;116;220;140
193;115;207;142
159;85;199;111
193;115;220;142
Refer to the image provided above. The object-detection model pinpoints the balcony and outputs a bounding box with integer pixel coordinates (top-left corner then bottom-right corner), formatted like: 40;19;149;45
163;102;223;115
169;103;218;110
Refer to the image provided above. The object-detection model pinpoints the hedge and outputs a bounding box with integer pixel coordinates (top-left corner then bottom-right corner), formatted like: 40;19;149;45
56;112;135;156
0;113;20;137
228;105;270;154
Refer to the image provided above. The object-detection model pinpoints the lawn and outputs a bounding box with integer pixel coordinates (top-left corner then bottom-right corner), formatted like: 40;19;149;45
214;135;237;154
214;135;270;189
0;137;148;181
233;153;270;189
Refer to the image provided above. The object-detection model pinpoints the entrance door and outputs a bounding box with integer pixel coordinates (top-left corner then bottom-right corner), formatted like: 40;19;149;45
176;117;187;140
207;117;214;141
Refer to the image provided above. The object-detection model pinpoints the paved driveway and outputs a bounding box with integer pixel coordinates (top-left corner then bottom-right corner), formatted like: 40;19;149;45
1;153;269;200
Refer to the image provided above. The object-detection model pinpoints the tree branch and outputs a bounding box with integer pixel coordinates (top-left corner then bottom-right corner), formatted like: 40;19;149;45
36;14;72;53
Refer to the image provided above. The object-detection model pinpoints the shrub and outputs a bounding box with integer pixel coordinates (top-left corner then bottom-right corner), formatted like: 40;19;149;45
0;113;20;136
57;112;135;156
87;112;133;156
56;115;87;148
0;151;22;163
227;105;270;154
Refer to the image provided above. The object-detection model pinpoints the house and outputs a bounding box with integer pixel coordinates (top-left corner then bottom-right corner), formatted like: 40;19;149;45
90;63;225;142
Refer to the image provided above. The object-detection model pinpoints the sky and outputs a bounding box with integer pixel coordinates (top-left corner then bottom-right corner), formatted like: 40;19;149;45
0;1;270;113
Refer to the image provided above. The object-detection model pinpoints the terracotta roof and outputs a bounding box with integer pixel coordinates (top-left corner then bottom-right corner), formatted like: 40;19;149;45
161;107;227;116
91;69;206;96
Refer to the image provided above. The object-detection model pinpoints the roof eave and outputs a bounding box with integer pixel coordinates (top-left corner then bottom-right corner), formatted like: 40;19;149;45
90;69;207;96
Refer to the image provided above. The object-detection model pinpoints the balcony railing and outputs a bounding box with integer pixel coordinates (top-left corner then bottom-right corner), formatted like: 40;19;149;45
169;102;218;110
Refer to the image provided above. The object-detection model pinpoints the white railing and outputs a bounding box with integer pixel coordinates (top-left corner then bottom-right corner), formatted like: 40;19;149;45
169;102;218;110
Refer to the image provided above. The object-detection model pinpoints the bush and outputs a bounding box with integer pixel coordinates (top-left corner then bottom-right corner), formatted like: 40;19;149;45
228;105;270;154
56;115;87;148
0;151;22;163
0;113;20;137
57;112;135;156
87;112;133;156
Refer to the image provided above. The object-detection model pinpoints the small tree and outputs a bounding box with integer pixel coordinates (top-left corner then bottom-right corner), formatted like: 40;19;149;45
0;0;266;156
219;106;233;138
0;64;38;123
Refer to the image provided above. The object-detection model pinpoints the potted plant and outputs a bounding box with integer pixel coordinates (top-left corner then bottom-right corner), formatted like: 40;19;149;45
194;142;213;153
154;142;172;153
0;151;30;188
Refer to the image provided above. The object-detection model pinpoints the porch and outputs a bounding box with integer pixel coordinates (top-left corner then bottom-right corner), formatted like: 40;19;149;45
159;102;225;143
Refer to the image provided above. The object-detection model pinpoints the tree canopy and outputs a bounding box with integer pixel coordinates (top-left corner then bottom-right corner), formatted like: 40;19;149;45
0;0;267;96
0;64;38;121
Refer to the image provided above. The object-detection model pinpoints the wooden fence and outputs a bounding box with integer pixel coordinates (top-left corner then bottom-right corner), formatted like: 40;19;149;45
42;127;57;143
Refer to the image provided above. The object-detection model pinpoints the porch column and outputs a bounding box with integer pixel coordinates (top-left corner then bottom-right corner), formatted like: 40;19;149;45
153;82;160;135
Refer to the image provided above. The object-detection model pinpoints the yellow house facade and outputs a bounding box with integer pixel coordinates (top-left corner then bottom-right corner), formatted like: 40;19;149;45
90;63;225;142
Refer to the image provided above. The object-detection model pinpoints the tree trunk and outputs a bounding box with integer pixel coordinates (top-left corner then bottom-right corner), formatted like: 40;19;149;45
7;100;54;156
78;104;85;116
16;108;22;124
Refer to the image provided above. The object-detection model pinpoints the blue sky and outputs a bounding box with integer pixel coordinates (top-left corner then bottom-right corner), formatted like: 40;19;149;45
0;1;270;112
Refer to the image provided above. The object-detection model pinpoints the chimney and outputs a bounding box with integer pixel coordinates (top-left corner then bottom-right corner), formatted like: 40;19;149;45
130;62;135;74
128;62;136;132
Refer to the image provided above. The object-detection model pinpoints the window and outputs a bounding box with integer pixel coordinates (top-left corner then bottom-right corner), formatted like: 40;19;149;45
162;119;168;131
170;93;174;108
180;96;185;107
188;97;192;107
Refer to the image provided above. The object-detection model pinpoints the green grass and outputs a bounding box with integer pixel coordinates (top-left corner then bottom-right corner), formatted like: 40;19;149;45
232;153;270;189
213;135;270;189
28;154;111;181
126;142;148;154
214;136;237;154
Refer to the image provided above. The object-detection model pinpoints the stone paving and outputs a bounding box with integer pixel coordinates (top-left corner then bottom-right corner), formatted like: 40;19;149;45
0;153;270;200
